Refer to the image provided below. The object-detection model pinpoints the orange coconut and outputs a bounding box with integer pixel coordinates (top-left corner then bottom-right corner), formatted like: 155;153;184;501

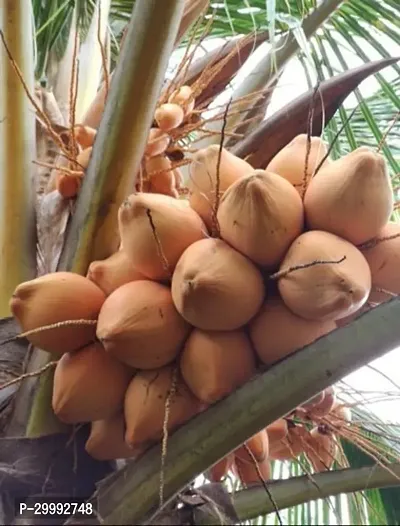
155;103;184;131
305;427;338;472
145;128;170;157
206;454;235;482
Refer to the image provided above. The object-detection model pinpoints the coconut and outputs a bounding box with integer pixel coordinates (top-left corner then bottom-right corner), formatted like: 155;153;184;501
361;222;400;304
304;147;393;245
305;427;338;472
97;280;191;369
266;134;329;193
118;192;207;280
76;146;92;170
155;103;184;131
206;454;234;482
146;155;178;198
250;297;335;366
217;170;304;268
87;250;146;296
180;329;256;403
56;173;83;199
168;85;195;115
328;402;352;428
85;414;143;461
171;238;265;330
269;423;308;460
277;231;371;321
52;342;134;423
145;128;170;158
124;366;203;448
334;303;371;328
306;387;336;420
266;418;288;446
188;146;254;230
235;430;269;463
74;125;97;149
300;391;326;410
10;272;105;355
233;455;271;485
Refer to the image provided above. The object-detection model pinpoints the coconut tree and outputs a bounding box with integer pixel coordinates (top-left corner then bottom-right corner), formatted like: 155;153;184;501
0;0;400;524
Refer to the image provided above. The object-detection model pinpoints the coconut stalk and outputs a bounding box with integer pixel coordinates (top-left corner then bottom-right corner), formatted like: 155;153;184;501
23;0;186;438
76;298;400;525
0;1;36;318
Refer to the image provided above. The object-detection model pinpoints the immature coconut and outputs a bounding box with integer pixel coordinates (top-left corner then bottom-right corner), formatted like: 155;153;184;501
124;366;203;448
87;250;146;296
145;128;170;158
85;414;143;461
361;222;400;304
52;342;134;423
269;423;308;460
188;145;254;230
306;386;336;420
168;85;195;115
235;430;269;463
277;231;372;321
146;155;178;198
206;454;234;482
250;297;335;366
233;455;271;485
304;147;393;245
155;103;184;131
180;329;256;403
118;192;207;280
97;280;191;369
10;272;105;355
217;170;304;268
266;418;288;445
266;134;329;193
171;238;265;330
305;427;338;472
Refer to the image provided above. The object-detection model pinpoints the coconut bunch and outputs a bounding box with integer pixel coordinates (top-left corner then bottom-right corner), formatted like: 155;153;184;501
9;135;397;466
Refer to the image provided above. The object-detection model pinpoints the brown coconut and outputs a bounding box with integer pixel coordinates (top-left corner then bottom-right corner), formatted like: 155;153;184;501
171;238;265;330
304;147;393;245
118;192;207;280
217;170;304;268
97;280;191;369
52;342;134;423
85;414;144;461
361;222;400;304
180;329;256;403
10;272;105;355
87;250;146;296
188;145;254;230
266;134;329;193
277;231;372;321
124;366;203;448
250;296;335;366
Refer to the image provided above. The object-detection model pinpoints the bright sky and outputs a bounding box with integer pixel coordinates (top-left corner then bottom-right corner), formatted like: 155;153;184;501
169;28;400;425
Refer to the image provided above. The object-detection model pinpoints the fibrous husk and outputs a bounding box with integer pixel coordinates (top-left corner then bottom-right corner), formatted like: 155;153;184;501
124;366;203;448
305;427;338;472
277;231;371;321
118;192;207;280
304;147;393;245
97;280;191;369
361;222;400;304
217;170;304;268
206;454;234;482
10;272;105;355
180;329;256;403
87;250;147;296
85;414;143;461
266;134;329;193
250;296;335;366
188;145;254;230
52;342;134;423
171;238;265;330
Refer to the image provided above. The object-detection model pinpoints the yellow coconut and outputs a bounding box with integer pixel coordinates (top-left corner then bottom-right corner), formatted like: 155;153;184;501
10;272;105;355
266;134;329;193
155;103;184;131
361;222;400;304
206;454;235;482
305;427;338;472
250;297;335;366
171;238;265;330
87;250;146;296
304;147;393;245
277;231;371;321
124;366;203;448
85;414;144;461
180;329;256;403
52;342;134;423
217;170;304;268
118;192;207;280
97;280;191;369
188;145;254;230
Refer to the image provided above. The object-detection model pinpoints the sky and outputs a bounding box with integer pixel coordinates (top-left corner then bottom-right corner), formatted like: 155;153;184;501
168;25;400;426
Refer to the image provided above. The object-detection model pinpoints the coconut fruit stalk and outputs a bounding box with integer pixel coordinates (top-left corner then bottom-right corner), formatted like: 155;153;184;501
10;272;105;355
304;147;393;245
217;170;304;268
180;329;256;403
52;342;134;423
118;192;207;280
97;280;191;369
171;238;265;330
277;231;372;321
